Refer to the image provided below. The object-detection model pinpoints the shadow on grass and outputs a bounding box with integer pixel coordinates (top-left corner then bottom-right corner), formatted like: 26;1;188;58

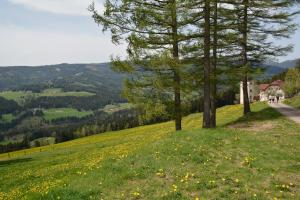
0;157;33;167
224;106;282;127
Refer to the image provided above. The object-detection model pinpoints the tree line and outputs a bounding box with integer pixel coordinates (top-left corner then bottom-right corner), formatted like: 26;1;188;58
25;95;125;110
0;97;21;116
90;0;299;129
0;108;139;153
284;59;300;97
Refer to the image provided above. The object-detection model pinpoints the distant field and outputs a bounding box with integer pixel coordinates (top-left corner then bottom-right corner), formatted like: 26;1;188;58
43;108;93;121
0;114;15;123
0;91;32;104
103;103;133;113
0;89;95;104
1;103;299;199
40;88;95;97
0;140;14;145
285;94;300;109
30;137;56;147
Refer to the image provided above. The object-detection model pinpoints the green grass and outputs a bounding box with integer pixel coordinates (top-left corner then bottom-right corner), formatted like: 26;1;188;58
0;103;299;200
0;140;15;145
0;114;16;123
40;88;95;97
0;89;95;105
284;94;300;109
103;103;134;113
42;108;93;121
0;91;32;104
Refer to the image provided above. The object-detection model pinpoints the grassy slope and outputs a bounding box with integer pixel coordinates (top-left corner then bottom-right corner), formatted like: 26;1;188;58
0;103;299;200
0;91;29;104
285;95;300;109
42;108;93;121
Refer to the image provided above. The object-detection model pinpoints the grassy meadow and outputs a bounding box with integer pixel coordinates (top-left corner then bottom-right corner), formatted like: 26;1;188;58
0;91;31;104
42;108;93;121
40;89;95;97
0;103;299;200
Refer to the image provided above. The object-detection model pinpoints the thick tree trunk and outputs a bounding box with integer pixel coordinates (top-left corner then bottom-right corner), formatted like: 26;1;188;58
203;0;211;128
242;76;251;114
210;0;217;128
174;72;182;131
172;0;182;131
242;0;251;115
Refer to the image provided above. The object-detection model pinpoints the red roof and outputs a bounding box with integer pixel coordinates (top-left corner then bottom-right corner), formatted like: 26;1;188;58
259;84;269;91
271;80;284;87
259;80;284;91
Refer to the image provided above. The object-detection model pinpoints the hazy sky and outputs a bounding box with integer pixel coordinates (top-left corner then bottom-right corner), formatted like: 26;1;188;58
0;0;299;66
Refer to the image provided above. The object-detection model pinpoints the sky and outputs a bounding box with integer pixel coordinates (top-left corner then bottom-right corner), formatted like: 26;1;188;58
0;0;299;66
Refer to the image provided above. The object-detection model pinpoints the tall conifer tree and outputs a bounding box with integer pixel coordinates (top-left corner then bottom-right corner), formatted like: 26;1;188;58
232;0;298;114
90;0;201;130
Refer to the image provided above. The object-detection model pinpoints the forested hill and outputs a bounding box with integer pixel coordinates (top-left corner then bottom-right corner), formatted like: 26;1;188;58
0;63;132;153
0;58;298;90
263;59;299;77
0;63;126;94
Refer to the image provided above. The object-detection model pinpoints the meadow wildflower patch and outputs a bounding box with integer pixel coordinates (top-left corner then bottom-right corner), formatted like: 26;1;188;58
0;103;300;199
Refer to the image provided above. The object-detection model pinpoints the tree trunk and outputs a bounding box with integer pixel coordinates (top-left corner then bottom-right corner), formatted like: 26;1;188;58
203;0;211;128
242;76;251;114
174;72;182;130
171;0;182;131
242;0;251;114
210;0;217;128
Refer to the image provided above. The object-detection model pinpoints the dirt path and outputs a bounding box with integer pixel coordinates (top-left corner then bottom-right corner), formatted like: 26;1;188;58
269;102;300;124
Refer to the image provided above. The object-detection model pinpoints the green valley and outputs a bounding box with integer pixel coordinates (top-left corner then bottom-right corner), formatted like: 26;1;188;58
0;64;131;152
1;0;300;199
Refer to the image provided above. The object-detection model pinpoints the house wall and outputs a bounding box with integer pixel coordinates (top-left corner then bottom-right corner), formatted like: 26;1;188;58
259;86;285;102
240;81;255;104
240;81;285;104
259;91;268;101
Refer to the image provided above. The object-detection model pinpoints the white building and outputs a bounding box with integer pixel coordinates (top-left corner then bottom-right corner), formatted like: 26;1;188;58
259;80;285;102
240;80;285;104
240;81;255;104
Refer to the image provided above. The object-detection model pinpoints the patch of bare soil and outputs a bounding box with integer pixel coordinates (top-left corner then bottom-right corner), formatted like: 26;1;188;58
228;121;276;132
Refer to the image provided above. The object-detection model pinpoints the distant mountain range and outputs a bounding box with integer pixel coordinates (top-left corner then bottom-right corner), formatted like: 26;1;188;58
0;58;298;92
263;59;299;78
0;63;126;94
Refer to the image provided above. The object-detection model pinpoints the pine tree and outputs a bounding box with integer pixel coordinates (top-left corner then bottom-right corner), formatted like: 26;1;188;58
202;0;211;128
225;0;298;115
90;0;201;131
210;0;218;128
90;0;299;129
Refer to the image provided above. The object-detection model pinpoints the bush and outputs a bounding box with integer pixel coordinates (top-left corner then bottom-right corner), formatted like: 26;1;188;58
284;68;300;97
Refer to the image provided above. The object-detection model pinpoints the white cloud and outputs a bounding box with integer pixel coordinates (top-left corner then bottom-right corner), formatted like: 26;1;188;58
8;0;103;16
0;25;126;66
